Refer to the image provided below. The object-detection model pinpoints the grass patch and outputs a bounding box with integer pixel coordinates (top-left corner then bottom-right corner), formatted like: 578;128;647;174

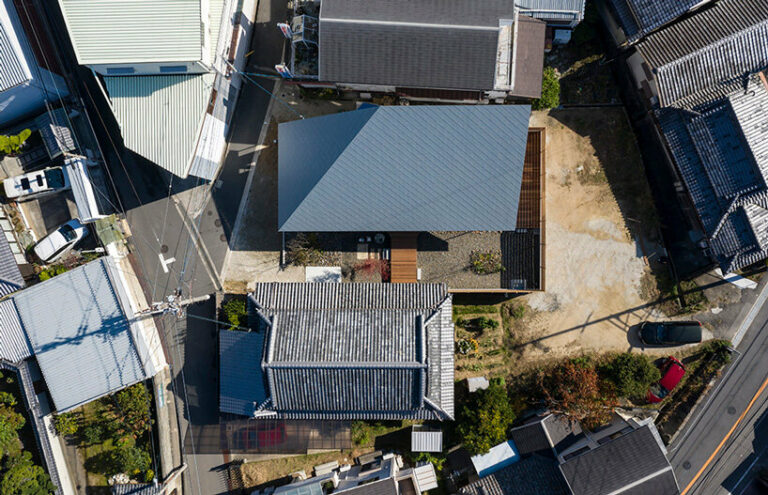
453;305;500;317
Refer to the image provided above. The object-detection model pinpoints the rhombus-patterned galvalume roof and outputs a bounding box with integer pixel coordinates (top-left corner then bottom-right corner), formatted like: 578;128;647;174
219;283;454;420
278;105;531;232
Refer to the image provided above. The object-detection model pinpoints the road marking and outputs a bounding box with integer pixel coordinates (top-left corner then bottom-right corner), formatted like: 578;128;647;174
732;279;768;347
681;374;768;495
158;253;176;274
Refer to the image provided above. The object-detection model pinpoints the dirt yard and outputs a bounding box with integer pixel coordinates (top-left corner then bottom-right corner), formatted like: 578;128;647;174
517;108;675;358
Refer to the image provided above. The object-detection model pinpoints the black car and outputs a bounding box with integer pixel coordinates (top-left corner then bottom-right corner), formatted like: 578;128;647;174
639;321;703;346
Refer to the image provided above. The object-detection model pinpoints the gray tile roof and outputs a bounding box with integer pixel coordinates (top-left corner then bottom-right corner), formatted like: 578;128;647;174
510;414;582;457
222;283;454;420
559;425;678;495
0;232;24;297
515;0;585;24
0;299;33;363
318;0;543;93
0;0;29;92
278;105;530;232
336;478;398;495
219;329;267;416
636;0;768;107
111;483;164;495
460;455;570;495
607;0;711;43
657;76;768;272
11;257;151;411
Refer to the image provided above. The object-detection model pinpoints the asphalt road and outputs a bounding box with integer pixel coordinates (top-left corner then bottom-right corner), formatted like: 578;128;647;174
669;292;768;494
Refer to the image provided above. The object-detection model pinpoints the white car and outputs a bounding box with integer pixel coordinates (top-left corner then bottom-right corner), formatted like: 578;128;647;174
34;219;89;263
3;166;70;200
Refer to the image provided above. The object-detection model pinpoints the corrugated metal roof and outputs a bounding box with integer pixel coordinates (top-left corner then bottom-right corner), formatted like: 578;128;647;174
0;0;30;92
228;283;454;420
209;0;226;64
0;228;24;297
219;329;267;416
559;425;678;495
11;257;149;411
110;483;164;495
35;108;76;159
104;74;213;178
58;0;203;65
65;156;105;223
636;0;768;107
411;426;443;452
0;298;33;363
515;0;585;23
278;105;530;232
318;0;540;92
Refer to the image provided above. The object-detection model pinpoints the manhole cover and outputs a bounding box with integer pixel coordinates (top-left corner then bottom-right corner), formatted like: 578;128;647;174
215;219;222;227
207;210;213;216
727;406;737;415
160;245;169;254
220;234;227;242
683;462;691;470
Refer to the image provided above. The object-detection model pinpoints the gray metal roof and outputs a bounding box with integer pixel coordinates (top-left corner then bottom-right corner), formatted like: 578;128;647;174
35;108;76;159
636;0;768;107
278;105;530;232
225;283;454;420
559;425;678;495
607;0;712;42
318;0;540;92
460;455;569;495
58;0;204;65
11;257;150;411
0;229;24;297
219;329;267;416
515;0;585;24
111;483;164;495
0;299;33;363
411;426;443;452
0;0;30;92
657;77;768;272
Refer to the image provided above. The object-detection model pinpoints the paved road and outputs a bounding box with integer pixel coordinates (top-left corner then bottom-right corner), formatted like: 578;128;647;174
668;291;768;494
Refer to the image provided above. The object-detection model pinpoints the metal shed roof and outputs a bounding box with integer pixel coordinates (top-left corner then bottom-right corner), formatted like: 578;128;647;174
11;257;151;411
515;0;585;24
104;74;213;178
0;228;24;297
411;426;443;453
65;156;105;223
57;0;204;65
35;108;76;159
278;105;530;232
219;329;268;416
0;0;30;92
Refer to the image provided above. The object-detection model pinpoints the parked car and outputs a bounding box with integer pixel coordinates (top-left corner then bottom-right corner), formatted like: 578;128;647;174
647;356;686;403
33;219;89;263
639;320;703;346
3;166;70;200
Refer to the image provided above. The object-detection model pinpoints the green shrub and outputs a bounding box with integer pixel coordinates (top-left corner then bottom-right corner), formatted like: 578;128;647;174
111;446;151;476
457;378;515;454
350;421;371;446
38;265;69;281
1;451;56;495
222;298;248;330
53;413;79;436
470;250;504;274
286;233;326;266
532;67;560;110
0;130;32;156
600;353;661;399
82;424;104;445
114;383;153;437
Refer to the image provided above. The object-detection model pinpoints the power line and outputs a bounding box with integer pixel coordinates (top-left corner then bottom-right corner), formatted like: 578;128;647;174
226;60;304;119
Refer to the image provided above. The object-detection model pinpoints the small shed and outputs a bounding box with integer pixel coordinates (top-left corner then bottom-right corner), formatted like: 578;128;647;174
470;440;520;477
411;425;443;453
466;377;490;393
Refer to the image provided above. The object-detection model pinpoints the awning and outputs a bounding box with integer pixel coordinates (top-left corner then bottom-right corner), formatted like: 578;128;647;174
64;156;105;223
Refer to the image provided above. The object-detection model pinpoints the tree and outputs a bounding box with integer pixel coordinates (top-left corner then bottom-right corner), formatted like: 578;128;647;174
0;130;32;156
221;297;248;330
457;378;516;455
1;451;56;495
532;67;560;110
600;353;661;399
0;405;26;457
113;384;152;438
110;446;151;476
539;360;617;430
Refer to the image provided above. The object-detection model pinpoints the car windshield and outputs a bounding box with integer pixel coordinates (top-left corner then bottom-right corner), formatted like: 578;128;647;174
59;224;77;242
20;177;30;190
45;169;65;188
650;383;668;399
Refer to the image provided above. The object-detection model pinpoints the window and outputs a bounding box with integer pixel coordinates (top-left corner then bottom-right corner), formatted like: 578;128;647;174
106;67;135;75
59;224;77;242
160;65;188;73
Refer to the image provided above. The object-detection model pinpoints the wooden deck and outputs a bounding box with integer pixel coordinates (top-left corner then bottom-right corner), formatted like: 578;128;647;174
390;233;418;283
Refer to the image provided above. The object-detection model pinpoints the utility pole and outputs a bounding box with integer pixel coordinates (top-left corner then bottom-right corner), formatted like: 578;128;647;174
138;291;211;319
